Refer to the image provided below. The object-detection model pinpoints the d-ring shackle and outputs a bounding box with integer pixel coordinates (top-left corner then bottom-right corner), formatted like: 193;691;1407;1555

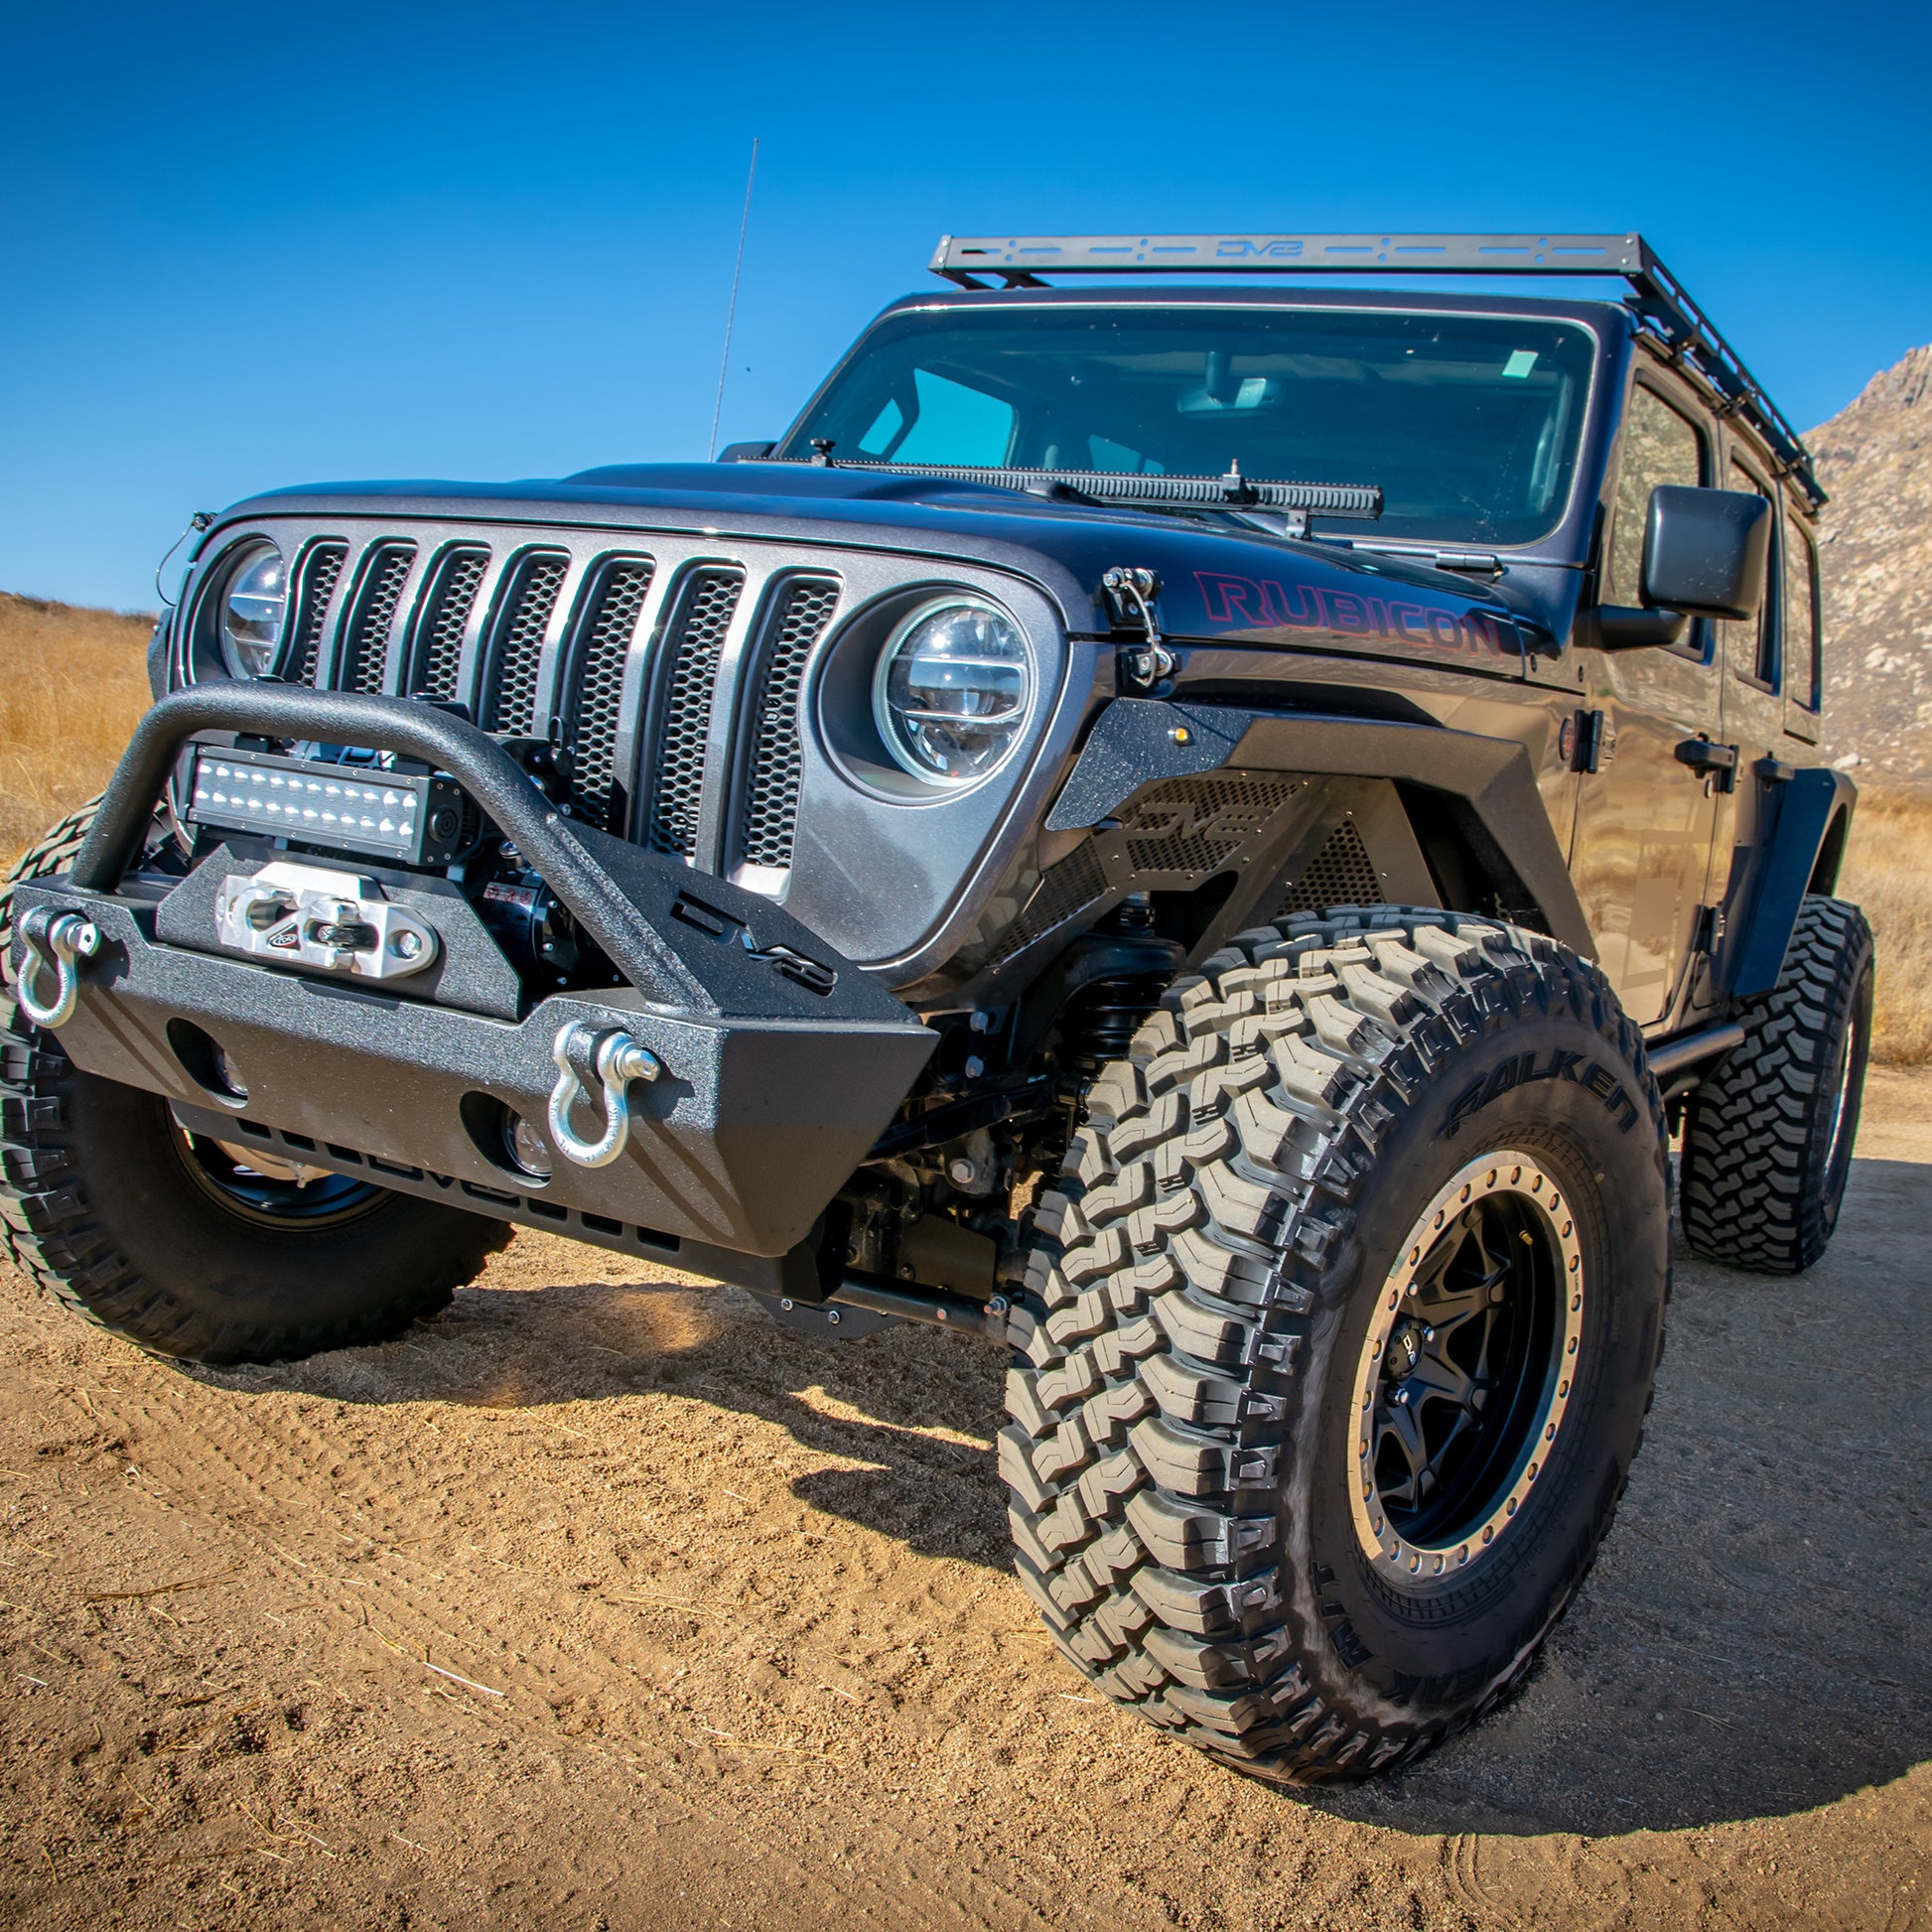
547;1021;662;1169
15;906;100;1030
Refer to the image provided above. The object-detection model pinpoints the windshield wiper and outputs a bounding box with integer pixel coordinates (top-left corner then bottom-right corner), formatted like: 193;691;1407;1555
764;454;1382;521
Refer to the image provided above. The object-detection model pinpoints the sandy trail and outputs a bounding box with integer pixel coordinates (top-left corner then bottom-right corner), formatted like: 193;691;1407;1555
1;1070;1927;1930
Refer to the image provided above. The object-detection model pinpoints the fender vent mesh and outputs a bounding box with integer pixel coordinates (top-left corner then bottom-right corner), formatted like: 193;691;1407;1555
411;547;488;700
648;569;744;858
286;543;347;685
990;840;1109;964
340;544;415;694
564;558;654;830
737;578;839;870
1280;815;1383;914
484;552;570;733
1122;773;1303;875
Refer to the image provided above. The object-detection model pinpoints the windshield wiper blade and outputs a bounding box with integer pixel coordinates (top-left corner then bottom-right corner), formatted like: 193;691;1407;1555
764;455;1382;519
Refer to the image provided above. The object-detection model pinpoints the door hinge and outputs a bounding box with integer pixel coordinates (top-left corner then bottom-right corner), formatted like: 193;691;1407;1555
1675;737;1739;792
1567;708;1610;773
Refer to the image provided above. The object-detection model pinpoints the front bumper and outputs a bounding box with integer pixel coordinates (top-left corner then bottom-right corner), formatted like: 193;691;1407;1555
11;686;935;1267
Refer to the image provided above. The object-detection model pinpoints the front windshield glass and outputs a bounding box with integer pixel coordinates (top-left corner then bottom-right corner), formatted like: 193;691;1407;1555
780;305;1596;546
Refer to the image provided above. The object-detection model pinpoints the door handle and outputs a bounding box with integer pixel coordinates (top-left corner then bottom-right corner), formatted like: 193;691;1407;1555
1674;739;1738;792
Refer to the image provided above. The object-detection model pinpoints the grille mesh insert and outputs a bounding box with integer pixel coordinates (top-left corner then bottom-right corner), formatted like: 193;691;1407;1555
412;547;488;701
565;559;654;830
485;554;570;733
287;544;347;685
648;570;743;858
341;545;415;694
738;579;838;870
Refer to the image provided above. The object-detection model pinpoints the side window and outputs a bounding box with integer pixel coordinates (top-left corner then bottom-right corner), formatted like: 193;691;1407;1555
1606;383;1706;607
1784;509;1821;712
1725;460;1779;689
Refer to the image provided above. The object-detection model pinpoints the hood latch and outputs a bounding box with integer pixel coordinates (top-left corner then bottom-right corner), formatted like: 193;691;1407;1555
1102;567;1176;693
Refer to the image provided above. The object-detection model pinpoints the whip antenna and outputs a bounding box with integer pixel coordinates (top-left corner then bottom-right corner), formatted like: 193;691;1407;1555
707;136;759;461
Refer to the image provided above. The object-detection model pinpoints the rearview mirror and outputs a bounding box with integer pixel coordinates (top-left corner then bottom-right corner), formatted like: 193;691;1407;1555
1641;484;1772;621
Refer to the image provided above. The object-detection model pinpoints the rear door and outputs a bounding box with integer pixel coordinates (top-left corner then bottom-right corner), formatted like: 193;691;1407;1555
1569;376;1725;1027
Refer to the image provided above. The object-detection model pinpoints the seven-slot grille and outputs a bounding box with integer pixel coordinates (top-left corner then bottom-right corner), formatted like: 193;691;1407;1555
273;535;842;879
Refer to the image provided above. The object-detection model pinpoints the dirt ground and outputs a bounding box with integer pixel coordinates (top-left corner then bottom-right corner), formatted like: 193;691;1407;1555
1;1073;1926;1931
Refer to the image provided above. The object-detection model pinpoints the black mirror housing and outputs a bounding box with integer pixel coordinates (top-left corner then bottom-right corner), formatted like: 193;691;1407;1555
1641;485;1772;621
718;441;776;463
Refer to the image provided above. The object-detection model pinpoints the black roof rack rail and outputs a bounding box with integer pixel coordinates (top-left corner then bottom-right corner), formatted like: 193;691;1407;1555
928;233;1822;507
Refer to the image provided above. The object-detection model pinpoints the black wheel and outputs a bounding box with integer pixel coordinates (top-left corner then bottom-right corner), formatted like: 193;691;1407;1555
1679;894;1873;1275
1;798;508;1363
1000;907;1670;1783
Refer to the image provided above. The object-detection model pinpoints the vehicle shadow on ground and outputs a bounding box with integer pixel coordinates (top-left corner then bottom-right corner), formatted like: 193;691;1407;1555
195;1152;1931;1838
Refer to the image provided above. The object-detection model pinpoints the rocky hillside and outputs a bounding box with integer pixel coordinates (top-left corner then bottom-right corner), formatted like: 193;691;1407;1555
1811;344;1932;778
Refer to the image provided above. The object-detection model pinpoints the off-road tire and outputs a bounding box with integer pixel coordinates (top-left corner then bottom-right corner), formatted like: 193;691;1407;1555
1001;907;1670;1783
1;792;106;981
1;798;508;1363
1679;894;1873;1275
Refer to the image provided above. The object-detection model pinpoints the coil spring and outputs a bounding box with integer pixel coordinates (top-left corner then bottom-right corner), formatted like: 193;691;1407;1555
1065;974;1169;1076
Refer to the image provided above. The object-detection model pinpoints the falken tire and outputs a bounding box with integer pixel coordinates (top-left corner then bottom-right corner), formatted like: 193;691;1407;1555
1679;894;1873;1276
1001;907;1670;1783
1;792;106;981
1;798;509;1364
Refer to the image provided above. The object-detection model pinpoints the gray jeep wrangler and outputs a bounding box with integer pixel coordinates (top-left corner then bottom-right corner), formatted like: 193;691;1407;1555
1;232;1870;1784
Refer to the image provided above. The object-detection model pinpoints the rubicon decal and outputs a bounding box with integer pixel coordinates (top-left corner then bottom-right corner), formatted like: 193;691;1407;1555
1194;570;1523;657
1445;1048;1640;1135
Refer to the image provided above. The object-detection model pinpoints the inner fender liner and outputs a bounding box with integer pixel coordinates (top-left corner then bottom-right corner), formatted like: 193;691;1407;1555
1046;697;1591;956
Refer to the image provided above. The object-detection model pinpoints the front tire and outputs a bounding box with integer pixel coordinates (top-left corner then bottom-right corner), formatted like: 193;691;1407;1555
1001;908;1669;1782
1;1003;509;1362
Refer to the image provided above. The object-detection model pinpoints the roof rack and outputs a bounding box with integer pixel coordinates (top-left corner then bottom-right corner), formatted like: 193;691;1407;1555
928;233;1822;506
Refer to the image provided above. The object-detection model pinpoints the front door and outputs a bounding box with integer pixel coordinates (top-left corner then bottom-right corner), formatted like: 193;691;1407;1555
1569;377;1724;1027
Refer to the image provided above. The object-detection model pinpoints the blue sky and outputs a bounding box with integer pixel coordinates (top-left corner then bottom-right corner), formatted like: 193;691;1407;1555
3;0;1927;612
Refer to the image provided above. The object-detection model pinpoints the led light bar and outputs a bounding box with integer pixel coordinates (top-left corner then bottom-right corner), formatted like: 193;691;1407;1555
186;746;468;866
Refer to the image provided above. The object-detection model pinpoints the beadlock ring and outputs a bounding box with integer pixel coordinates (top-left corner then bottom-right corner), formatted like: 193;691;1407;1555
1347;1148;1586;1581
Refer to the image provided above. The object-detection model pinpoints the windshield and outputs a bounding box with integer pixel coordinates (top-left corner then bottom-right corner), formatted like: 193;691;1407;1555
780;305;1596;546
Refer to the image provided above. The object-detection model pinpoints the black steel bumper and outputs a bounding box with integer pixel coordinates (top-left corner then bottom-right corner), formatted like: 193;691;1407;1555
11;686;936;1264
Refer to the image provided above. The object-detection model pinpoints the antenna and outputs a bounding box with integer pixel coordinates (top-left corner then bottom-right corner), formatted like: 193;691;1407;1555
707;137;759;461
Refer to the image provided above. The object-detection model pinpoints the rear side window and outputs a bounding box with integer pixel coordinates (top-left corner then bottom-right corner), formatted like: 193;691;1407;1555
1784;510;1821;711
1606;385;1705;607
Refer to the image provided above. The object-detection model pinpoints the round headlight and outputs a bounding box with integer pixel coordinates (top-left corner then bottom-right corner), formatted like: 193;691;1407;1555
873;596;1032;786
217;543;286;678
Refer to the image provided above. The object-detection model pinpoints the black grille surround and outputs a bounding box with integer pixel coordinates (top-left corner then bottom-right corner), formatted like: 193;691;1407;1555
737;578;840;871
648;569;745;859
340;544;416;694
410;547;489;701
564;558;654;831
484;552;571;734
286;543;347;686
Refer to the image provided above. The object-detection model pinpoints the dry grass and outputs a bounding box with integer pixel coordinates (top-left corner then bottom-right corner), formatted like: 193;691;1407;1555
0;587;1925;1061
1840;787;1932;1065
0;592;154;867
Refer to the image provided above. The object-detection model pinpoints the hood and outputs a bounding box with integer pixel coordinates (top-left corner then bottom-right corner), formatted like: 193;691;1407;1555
229;461;1557;673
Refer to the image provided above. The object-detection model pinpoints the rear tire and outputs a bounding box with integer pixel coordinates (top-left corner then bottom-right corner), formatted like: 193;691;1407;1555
1001;908;1669;1783
1679;894;1873;1275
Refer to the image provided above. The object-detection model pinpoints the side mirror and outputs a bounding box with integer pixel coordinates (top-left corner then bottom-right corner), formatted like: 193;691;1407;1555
718;441;776;463
1641;484;1772;620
